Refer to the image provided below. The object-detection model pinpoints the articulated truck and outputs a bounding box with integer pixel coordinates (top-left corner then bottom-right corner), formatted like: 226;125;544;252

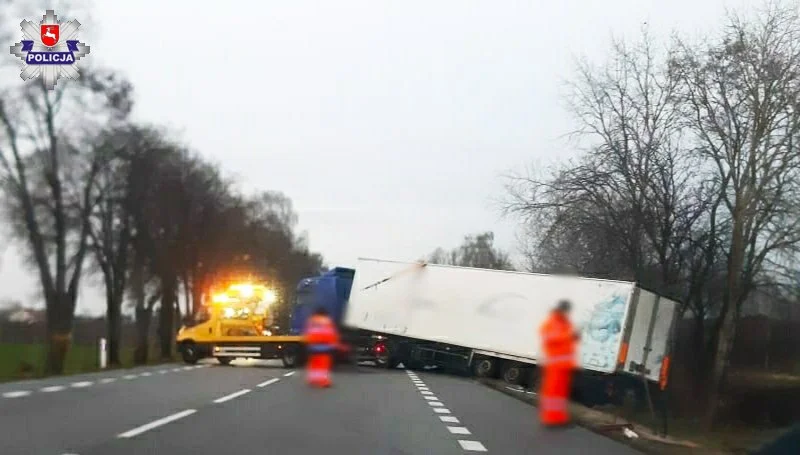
290;258;679;405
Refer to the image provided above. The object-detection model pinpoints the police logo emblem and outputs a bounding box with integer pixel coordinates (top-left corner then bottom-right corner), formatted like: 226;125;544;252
9;9;91;90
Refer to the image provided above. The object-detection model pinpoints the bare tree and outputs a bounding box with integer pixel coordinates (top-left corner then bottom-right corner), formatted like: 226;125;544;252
0;71;132;373
670;2;800;427
505;30;704;300
86;125;161;366
427;232;514;270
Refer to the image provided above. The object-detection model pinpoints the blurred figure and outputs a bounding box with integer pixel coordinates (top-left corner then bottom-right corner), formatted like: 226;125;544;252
304;307;339;387
539;299;580;427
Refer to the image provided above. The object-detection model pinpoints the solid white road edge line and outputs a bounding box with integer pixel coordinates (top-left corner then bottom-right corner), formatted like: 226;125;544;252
213;389;251;403
117;409;197;438
257;378;280;388
2;390;31;398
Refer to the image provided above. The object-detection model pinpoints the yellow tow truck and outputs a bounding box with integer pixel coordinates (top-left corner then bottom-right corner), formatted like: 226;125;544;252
176;282;304;367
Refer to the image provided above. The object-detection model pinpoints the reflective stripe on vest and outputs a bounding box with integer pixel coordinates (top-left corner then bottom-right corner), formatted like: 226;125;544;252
308;344;335;352
541;397;567;411
542;354;575;365
307;370;329;380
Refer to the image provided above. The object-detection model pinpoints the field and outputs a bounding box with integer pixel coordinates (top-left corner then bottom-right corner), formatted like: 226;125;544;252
0;342;168;382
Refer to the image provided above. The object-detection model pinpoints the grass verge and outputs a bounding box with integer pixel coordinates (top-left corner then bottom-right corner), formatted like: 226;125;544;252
0;342;176;383
478;378;785;455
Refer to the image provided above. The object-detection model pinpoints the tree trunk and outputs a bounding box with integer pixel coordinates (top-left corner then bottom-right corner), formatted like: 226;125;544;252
44;294;74;375
191;269;204;315
703;218;745;429
182;271;192;318
134;305;151;365
158;274;177;360
106;291;122;366
131;248;149;365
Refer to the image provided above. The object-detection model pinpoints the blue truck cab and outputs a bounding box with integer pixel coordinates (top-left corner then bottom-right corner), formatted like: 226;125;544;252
290;267;388;365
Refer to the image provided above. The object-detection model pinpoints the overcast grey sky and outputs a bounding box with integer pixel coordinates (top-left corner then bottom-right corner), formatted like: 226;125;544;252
0;0;752;314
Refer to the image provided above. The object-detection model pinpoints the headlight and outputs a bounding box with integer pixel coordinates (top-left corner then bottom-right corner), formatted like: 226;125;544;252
223;307;235;318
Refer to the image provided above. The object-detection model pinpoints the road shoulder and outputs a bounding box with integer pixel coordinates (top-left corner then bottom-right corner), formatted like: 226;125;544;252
477;378;726;455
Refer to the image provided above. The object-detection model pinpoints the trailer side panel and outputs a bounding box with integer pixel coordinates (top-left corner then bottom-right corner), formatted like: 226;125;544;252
345;258;637;375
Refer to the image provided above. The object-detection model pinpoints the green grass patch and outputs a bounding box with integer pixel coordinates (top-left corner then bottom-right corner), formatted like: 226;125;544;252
0;342;174;382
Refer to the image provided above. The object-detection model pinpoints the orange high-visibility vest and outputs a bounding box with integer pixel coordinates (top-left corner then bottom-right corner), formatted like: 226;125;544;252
305;314;339;351
540;312;577;369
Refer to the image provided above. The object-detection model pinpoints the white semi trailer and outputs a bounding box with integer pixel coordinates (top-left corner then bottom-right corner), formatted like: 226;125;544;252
344;258;678;405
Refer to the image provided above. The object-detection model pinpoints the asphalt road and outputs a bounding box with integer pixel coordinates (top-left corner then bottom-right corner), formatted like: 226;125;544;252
0;360;640;454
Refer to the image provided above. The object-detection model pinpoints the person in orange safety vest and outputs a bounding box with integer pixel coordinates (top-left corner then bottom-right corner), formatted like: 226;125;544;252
304;307;340;388
539;299;580;427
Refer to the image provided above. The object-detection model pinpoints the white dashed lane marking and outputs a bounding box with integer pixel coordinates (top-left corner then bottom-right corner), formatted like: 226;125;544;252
117;409;197;438
406;370;487;452
213;389;251;404
40;385;66;393
1;362;220;400
284;371;295;377
2;390;31;398
458;440;488;452
257;378;280;388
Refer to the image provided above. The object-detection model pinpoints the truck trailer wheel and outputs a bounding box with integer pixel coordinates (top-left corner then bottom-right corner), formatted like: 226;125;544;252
217;357;233;366
180;342;199;365
502;362;524;385
473;358;496;378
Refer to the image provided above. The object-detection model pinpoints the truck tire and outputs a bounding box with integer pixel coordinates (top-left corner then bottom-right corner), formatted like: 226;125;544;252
502;362;524;385
217;357;233;366
282;349;298;368
181;342;199;365
473;358;496;378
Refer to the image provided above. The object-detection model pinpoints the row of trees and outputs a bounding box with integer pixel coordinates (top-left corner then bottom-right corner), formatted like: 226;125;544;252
426;231;514;270
0;70;323;373
505;2;800;427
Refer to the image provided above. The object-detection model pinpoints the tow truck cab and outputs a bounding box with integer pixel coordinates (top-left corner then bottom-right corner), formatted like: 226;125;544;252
291;267;388;365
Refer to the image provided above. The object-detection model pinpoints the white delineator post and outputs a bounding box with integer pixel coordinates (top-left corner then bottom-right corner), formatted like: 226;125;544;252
99;337;108;369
